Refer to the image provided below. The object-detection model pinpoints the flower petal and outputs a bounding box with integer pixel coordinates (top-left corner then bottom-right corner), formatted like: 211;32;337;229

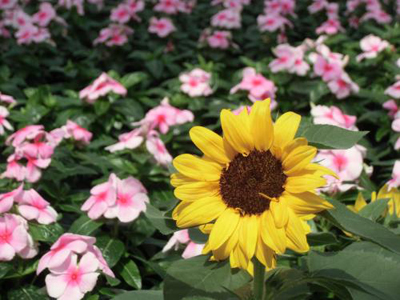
285;175;326;193
274;112;301;149
286;208;309;253
270;196;289;228
173;154;222;181
209;208;240;250
174;181;220;202
283;146;317;176
285;191;333;215
260;210;286;254
250;99;274;151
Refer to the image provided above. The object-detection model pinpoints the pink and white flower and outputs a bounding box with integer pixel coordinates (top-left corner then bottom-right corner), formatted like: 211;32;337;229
45;252;100;300
81;174;117;220
16;189;58;225
257;13;292;32
0;106;13;135
63;120;92;145
0;214;32;261
311;105;357;130
79;73;127;104
162;230;204;259
6;125;44;148
356;34;390;62
105;127;145;153
0;92;16;105
110;4;131;24
308;0;328;13
313;55;343;82
383;100;399;118
154;0;184;14
179;69;213;97
269;44;310;76
206;30;231;49
316;18;344;35
327;72;359;99
93;24;133;47
146;131;173;166
388;161;400;190
230;67;277;102
0;185;23;214
148;17;176;38
211;9;241;29
392;113;400;150
385;81;400;99
0;0;17;10
32;3;56;27
104;176;148;223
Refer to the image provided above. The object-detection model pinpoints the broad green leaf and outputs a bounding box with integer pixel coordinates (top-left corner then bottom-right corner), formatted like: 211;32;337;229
0;263;12;279
7;286;47;300
29;223;64;243
111;290;163;300
359;199;389;221
119;260;142;290
69;215;103;235
96;236;125;268
306;232;339;246
145;204;178;235
264;268;310;300
120;72;148;88
164;255;251;300
308;242;400;300
297;124;368;149
4;260;38;279
321;199;400;255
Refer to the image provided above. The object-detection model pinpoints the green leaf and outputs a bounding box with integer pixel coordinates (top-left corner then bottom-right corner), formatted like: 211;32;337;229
29;223;64;243
297;124;368;149
119;260;142;289
188;228;208;244
145;204;178;235
96;236;125;268
121;72;148;89
94;100;111;116
69;215;103;235
358;199;389;221
7;286;48;300
0;263;12;279
164;255;251;300
308;242;400;300
307;232;339;246
321;199;400;255
111;290;163;300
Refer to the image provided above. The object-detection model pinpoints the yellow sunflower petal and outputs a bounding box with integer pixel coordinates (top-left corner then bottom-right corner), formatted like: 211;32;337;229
260;210;286;254
283;146;317;176
202;241;211;255
234;244;249;270
255;237;276;270
250;99;274;151
173;154;222;181
172;201;191;220
270;196;289;228
286;208;309;253
209;209;240;250
213;222;240;261
189;126;230;164
175;196;226;228
273;112;301;149
199;223;213;234
174;181;220;201
170;173;196;187
354;193;367;212
220;109;253;155
285;175;326;193
238;215;259;261
281;138;308;161
285;191;333;215
305;163;338;179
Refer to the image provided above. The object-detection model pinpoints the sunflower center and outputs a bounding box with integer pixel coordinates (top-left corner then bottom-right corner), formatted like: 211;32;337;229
219;150;287;216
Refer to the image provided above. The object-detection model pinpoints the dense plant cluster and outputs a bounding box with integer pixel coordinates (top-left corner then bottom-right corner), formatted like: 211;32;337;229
0;0;400;299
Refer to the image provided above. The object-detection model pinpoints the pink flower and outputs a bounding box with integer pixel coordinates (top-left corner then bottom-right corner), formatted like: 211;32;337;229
230;67;277;102
179;69;213;97
148;17;176;38
63;120;92;145
16;189;58;225
110;4;131;24
0;0;17;9
206;31;231;49
37;233;96;274
0;214;31;261
316;147;363;193
313;55;343;81
79;73;127;104
0;92;16;105
58;0;85;15
356;35;389;62
93;24;133;47
211;9;241;29
385;81;400;99
154;0;184;14
146;131;173;166
311;105;357;130
3;154;26;182
0;185;23;214
383;100;399;118
45;252;100;300
162;230;204;259
361;10;392;24
15;24;39;45
316;18;344;35
257;13;292;32
19;131;54;159
6;125;44;148
393;114;400;150
104;176;148;223
33;3;56;27
0;106;13;135
388;161;400;190
105;127;145;152
81;174;117;220
327;72;359;99
269;44;309;75
126;0;145;14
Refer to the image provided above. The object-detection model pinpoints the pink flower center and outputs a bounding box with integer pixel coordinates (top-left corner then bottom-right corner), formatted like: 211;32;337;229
324;64;333;72
157;114;166;124
333;155;348;171
266;19;275;25
118;10;128;18
337;79;347;88
68;269;81;283
0;231;11;243
279;56;288;63
156;22;166;30
218;14;226;20
39;12;48;20
97;191;108;202
252;78;263;86
95;81;109;91
295;58;302;65
188;79;198;87
371;45;379;52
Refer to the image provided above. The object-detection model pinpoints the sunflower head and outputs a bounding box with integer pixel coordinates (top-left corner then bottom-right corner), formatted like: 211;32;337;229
171;99;335;274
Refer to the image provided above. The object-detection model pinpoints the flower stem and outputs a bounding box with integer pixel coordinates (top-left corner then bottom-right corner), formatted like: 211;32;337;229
253;258;266;300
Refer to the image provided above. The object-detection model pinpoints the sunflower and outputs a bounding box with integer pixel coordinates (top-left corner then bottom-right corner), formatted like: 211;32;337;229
171;99;335;274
